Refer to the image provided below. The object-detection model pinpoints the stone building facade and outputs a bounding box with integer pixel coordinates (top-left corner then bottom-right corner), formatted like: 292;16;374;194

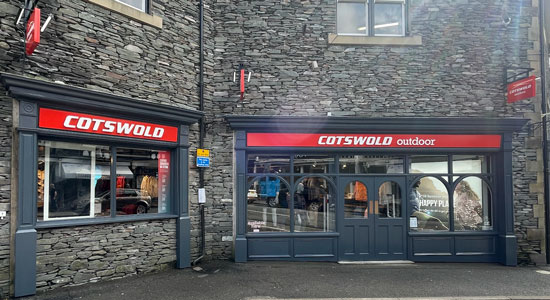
0;0;548;298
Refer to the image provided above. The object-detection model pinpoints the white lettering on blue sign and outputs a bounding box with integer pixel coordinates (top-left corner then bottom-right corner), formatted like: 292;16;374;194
197;157;210;167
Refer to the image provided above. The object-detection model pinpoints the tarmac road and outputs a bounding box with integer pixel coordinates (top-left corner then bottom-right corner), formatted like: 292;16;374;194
22;260;550;300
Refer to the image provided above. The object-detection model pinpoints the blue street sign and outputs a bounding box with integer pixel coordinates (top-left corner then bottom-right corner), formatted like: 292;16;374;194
197;157;210;167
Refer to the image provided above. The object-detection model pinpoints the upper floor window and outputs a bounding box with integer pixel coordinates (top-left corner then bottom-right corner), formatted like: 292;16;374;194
116;0;148;12
337;0;406;36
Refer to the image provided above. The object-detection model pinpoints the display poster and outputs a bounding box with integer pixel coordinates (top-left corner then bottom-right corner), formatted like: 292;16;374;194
157;151;170;213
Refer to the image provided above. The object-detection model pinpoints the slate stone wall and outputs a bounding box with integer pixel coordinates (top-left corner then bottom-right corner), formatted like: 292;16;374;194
0;0;212;295
206;0;542;263
35;219;176;292
0;90;13;298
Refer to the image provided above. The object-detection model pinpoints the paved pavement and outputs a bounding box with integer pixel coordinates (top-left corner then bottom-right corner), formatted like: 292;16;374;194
22;260;550;300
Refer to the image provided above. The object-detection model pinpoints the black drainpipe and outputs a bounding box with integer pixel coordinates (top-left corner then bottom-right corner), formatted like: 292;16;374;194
539;0;550;265
193;0;206;266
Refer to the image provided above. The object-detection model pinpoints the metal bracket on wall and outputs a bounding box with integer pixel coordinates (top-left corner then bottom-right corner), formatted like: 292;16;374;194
505;67;535;85
523;116;550;136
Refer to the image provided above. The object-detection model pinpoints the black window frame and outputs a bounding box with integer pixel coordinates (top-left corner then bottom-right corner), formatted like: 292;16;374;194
336;0;409;37
245;152;496;234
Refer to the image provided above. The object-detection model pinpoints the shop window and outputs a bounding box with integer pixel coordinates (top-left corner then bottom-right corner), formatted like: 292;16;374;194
115;147;170;215
453;177;492;231
294;176;335;232
344;181;368;218
409;155;448;175
409;177;449;231
294;155;335;173
246;176;291;232
38;141;111;220
337;0;406;36
339;155;404;174
247;154;290;173
116;0;148;12
452;155;490;173
37;140;171;221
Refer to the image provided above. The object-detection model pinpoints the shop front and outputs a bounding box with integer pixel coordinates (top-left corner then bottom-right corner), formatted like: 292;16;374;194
227;116;526;266
1;74;203;296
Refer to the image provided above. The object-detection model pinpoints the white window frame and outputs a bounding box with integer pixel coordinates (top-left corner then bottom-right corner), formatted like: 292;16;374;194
43;141;97;221
114;0;148;13
373;0;406;37
336;0;370;36
336;0;407;37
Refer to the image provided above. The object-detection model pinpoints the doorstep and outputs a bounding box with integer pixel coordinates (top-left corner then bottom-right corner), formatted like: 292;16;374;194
338;260;415;265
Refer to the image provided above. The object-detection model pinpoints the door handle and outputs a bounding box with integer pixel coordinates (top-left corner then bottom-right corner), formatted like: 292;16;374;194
369;201;373;215
374;201;379;215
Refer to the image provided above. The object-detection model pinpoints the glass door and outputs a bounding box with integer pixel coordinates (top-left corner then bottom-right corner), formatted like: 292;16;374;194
338;176;407;261
373;177;406;260
338;177;374;260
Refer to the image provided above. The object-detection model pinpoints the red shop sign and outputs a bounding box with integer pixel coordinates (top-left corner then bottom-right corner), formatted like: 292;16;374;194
25;8;41;56
39;108;178;142
247;133;502;148
507;75;536;103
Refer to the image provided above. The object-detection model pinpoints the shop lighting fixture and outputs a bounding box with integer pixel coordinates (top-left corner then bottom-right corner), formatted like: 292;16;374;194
374;22;399;29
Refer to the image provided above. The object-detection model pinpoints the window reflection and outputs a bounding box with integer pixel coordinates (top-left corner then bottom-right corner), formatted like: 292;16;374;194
247;154;290;173
339;155;404;174
294;177;335;232
452;155;490;173
337;1;367;35
409;155;448;174
374;3;404;36
115;148;170;215
378;181;401;218
294;155;335;173
247;176;290;232
37;140;110;220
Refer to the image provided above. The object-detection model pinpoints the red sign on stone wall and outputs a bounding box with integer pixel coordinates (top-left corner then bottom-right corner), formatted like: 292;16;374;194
507;75;536;103
25;8;40;56
39;108;179;142
247;133;502;148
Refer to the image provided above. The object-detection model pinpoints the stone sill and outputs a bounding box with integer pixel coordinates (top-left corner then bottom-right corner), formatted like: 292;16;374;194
328;33;422;46
35;213;178;229
86;0;163;29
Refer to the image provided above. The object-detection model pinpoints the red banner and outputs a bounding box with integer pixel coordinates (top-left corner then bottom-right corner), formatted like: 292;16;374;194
247;133;501;148
25;8;40;56
39;108;178;142
507;76;536;103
